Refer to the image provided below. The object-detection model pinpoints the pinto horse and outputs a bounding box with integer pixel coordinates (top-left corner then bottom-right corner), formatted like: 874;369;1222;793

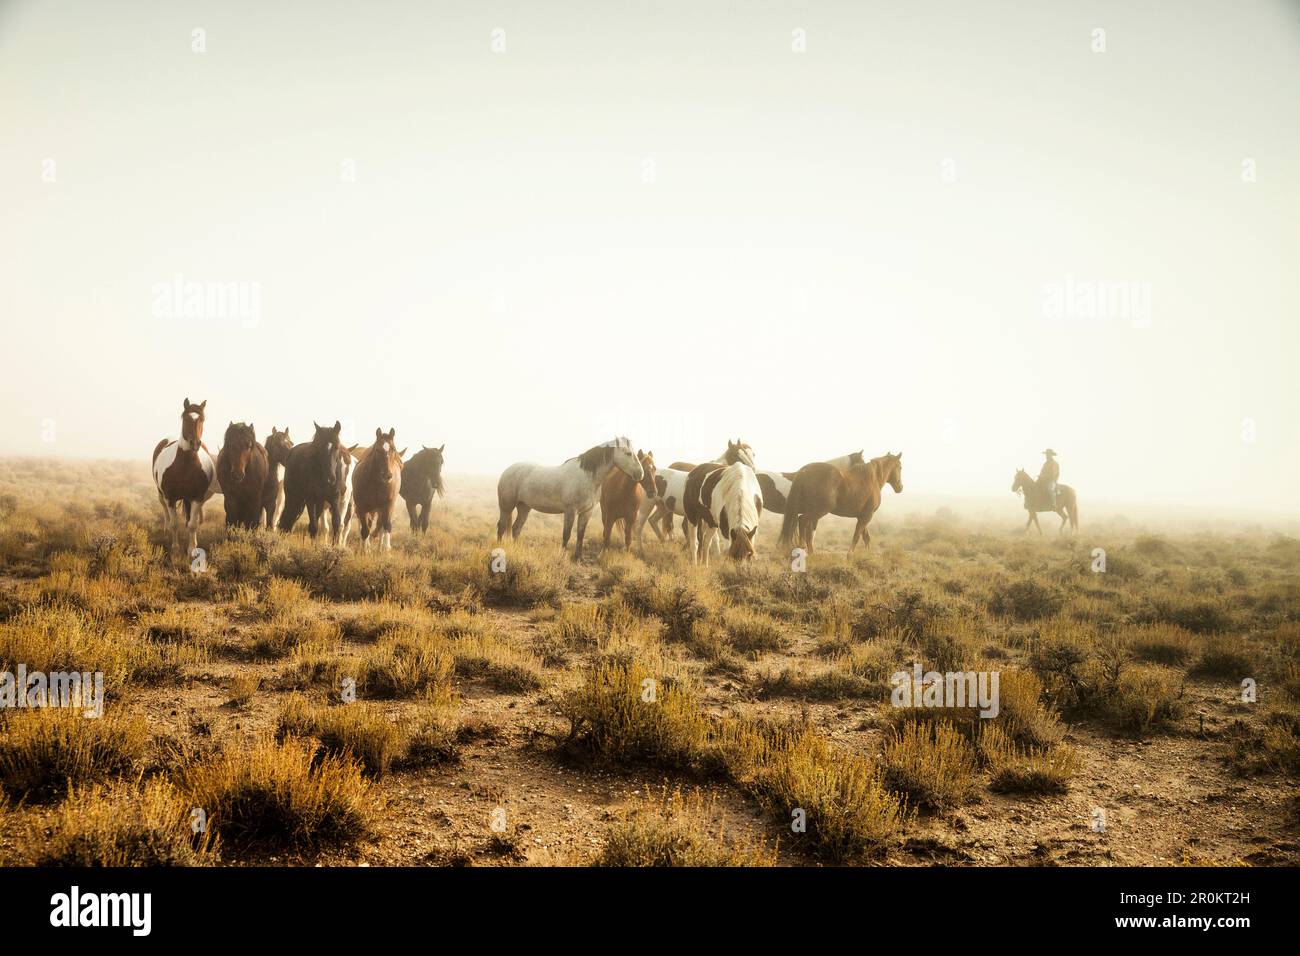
683;461;763;564
400;444;445;534
152;398;220;559
779;452;903;555
497;438;643;560
600;449;657;550
352;428;405;552
1012;469;1079;533
216;422;268;530
260;427;294;529
277;421;352;545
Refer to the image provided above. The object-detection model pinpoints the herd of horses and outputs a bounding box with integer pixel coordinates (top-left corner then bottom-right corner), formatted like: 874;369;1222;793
150;397;1078;564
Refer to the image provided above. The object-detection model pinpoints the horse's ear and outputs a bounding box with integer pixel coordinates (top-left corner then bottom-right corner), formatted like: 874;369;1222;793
313;421;321;431
249;422;254;434
896;451;902;461
438;444;444;453
375;427;383;441
333;420;341;432
183;397;190;409
398;447;407;458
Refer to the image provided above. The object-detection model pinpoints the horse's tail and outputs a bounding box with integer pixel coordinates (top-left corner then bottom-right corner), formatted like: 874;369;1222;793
1070;491;1079;530
778;496;800;546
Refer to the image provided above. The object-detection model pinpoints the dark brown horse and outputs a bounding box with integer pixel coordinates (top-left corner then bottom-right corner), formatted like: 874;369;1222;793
260;427;294;529
400;444;445;534
601;449;657;550
277;421;351;545
152;398;219;558
216;422;268;530
779;452;903;555
352;428;405;552
1011;469;1079;533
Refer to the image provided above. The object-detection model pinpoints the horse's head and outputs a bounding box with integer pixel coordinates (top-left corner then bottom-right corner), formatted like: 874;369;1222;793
612;442;644;482
180;397;207;449
728;527;756;562
222;421;257;482
420;444;446;496
1011;469;1031;494
371;427;403;485
266;427;294;466
725;439;755;468
637;450;657;496
312;420;345;486
883;451;904;493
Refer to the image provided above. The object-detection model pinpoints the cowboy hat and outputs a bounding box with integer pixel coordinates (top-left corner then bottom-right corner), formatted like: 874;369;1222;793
1042;448;1057;456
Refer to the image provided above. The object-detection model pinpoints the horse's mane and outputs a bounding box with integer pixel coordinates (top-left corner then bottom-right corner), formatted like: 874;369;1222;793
716;463;760;532
575;444;615;475
571;437;629;474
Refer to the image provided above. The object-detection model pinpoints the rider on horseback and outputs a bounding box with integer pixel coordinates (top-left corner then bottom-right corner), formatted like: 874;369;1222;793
1038;449;1060;510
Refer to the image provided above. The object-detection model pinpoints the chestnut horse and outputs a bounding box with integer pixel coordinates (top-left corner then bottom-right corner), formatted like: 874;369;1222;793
260;427;294;529
352;428;405;552
277;421;351;545
601;449;657;550
400;444;446;534
152;398;219;558
217;422;268;530
779;452;903;555
1011;469;1078;533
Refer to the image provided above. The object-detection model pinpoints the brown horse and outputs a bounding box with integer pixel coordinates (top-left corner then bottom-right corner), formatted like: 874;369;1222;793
1011;469;1079;533
352;428;405;552
152;398;219;558
400;444;446;534
261;427;294;529
217;422;268;530
278;421;351;545
601;449;657;550
779;452;903;555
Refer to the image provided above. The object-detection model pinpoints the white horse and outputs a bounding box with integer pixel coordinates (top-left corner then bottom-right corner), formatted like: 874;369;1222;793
684;462;763;564
320;444;358;547
497;438;644;560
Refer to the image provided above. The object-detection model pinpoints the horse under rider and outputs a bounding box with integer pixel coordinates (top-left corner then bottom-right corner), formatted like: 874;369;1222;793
1038;449;1060;509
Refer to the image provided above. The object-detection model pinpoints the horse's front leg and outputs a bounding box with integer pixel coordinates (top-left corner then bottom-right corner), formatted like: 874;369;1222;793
1023;511;1035;533
574;508;593;561
306;502;320;540
186;500;203;557
381;504;394;552
407;499;420;533
561;510;575;552
327;499;342;547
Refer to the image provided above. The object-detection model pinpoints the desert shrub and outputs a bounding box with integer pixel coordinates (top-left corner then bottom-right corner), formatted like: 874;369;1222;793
214;536;262;583
1104;664;1186;735
248;610;340;661
879;720;978;813
178;736;378;850
338;601;435;643
1225;707;1300;777
0;709;150;802
980;725;1080;794
450;632;544;692
987;579;1065;621
1128;624;1200;666
726;724;909;863
1146;596;1232;634
1192;635;1255;680
721;607;788;656
559;659;712;770
21;779;216;866
597;787;776;867
262;576;312;618
225;674;261;707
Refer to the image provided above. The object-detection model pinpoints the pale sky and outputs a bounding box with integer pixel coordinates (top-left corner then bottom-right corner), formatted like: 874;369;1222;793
2;0;1297;510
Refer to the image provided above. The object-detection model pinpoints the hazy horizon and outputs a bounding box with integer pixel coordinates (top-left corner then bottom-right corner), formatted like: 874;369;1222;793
3;0;1298;511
